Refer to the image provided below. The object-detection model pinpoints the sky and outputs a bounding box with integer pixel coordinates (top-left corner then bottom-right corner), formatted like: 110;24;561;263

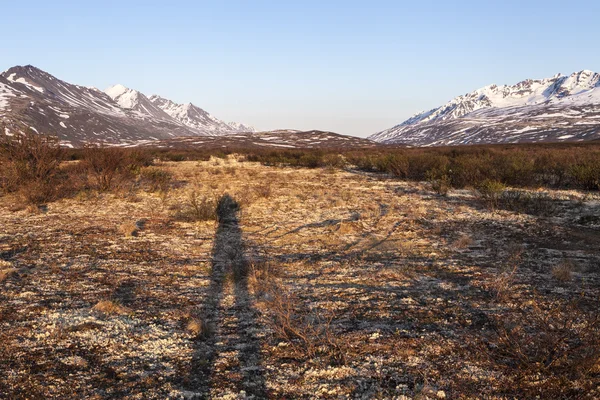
3;0;600;137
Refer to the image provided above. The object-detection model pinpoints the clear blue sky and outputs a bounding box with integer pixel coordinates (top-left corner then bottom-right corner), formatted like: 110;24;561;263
3;0;600;136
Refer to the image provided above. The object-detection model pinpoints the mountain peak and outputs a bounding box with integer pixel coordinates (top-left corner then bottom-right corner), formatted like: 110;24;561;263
104;84;143;110
5;64;42;73
105;84;131;99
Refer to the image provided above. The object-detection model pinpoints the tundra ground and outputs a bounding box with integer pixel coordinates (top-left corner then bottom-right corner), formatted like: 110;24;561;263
1;158;599;399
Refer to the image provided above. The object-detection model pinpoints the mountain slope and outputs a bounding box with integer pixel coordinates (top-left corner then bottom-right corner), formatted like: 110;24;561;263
227;121;255;133
128;129;378;150
148;95;255;135
104;84;174;122
0;65;256;146
371;70;600;146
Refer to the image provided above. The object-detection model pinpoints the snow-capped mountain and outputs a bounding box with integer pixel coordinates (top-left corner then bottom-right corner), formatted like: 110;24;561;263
148;95;255;135
371;70;600;146
104;84;174;122
227;121;255;133
0;65;256;146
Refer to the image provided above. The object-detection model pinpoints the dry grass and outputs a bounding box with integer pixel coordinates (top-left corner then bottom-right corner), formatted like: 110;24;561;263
174;190;217;222
0;268;18;283
487;245;523;301
452;233;474;249
92;300;131;315
253;183;272;199
185;317;211;338
552;259;576;282
480;299;600;397
1;159;599;398
118;222;139;237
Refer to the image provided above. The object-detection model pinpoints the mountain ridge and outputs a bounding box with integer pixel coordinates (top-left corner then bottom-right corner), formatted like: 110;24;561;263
370;70;600;146
0;65;255;146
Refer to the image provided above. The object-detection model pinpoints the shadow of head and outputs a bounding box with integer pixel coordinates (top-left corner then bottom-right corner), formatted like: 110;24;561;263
217;194;240;222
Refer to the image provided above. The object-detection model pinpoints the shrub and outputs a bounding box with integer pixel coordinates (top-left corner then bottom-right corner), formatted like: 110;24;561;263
175;191;218;222
449;153;494;188
493;150;536;186
81;146;128;191
426;168;451;196
476;179;506;209
20;181;57;206
487;245;522;300
534;150;573;187
481;300;600;398
299;152;325;168
139;166;173;192
453;233;474;249
382;153;410;177
0;130;63;204
119;222;139;237
0;131;63;183
185;317;210;338
322;154;346;169
498;190;558;216
0;267;18;283
570;157;600;190
92;300;130;315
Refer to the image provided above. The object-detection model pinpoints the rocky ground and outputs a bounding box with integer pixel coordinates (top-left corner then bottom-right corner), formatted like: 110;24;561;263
1;158;599;399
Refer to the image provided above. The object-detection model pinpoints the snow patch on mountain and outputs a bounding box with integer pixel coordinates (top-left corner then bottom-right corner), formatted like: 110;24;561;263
105;84;137;109
371;70;600;145
0;78;19;111
228;121;256;132
148;94;253;136
6;72;45;93
104;84;174;122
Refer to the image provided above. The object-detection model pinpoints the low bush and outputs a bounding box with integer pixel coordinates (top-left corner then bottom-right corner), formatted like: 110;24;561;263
81;146;128;191
249;257;347;364
139;166;173;192
481;299;600;398
81;146;154;191
426;168;451;196
254;183;272;199
570;156;600;190
175;191;218;222
0;130;64;204
498;190;558;216
476;179;506;209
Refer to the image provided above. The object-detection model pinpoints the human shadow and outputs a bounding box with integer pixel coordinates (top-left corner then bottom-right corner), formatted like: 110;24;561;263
185;194;267;398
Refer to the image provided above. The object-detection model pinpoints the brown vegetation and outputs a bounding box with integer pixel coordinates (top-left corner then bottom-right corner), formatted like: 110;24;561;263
1;136;599;398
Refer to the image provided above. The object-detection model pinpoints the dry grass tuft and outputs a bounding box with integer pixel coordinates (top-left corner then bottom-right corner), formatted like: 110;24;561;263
488;245;523;301
0;268;18;283
92;300;130;315
552;260;576;282
119;222;139;237
185;317;211;338
254;183;272;199
248;256;346;364
174;191;218;222
453;233;474;249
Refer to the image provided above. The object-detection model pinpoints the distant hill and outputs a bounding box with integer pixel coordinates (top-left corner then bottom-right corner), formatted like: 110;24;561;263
128;129;379;150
